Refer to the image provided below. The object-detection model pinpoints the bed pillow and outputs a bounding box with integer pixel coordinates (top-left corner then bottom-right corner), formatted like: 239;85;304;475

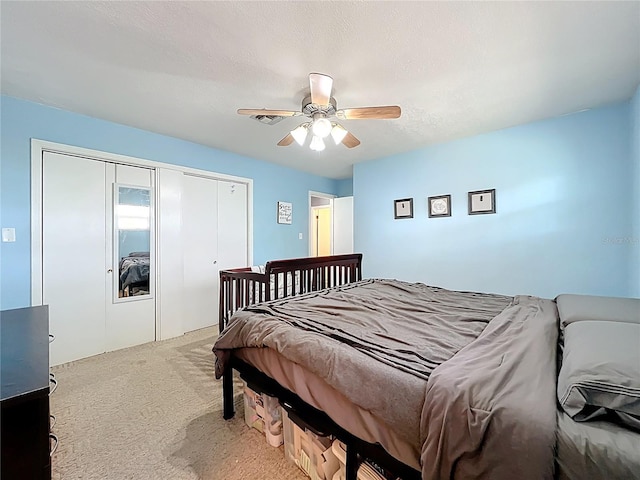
556;294;640;328
558;320;640;431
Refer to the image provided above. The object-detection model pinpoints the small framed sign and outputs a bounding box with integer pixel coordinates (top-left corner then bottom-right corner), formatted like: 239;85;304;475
468;189;496;215
277;201;292;224
394;198;414;219
428;194;451;218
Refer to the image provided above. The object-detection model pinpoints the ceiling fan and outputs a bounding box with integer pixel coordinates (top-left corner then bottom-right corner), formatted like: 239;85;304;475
237;73;401;151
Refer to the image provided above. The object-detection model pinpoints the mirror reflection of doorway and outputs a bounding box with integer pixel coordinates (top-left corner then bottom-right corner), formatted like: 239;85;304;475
309;192;334;257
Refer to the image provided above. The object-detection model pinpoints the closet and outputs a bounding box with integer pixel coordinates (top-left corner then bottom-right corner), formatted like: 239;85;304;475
37;146;250;366
182;175;247;332
42;152;155;365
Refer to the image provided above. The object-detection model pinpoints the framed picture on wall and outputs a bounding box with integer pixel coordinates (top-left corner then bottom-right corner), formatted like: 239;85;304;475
277;201;292;224
394;198;414;219
428;194;451;218
468;189;496;215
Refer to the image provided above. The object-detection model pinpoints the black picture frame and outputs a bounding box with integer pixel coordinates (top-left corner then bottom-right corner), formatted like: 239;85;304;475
468;189;496;215
428;194;452;218
394;198;413;219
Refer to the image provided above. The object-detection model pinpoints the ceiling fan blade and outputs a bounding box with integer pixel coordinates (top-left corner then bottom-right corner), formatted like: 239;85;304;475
309;73;333;107
342;132;361;148
337;106;401;120
277;133;294;146
237;109;300;117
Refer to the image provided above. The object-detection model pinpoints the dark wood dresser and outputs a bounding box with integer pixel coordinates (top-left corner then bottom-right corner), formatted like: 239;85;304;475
1;305;51;480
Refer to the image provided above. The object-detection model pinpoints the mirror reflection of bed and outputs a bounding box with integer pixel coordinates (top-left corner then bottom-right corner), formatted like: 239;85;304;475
118;251;150;297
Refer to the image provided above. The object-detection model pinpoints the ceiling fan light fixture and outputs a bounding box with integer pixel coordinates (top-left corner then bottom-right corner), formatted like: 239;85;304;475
311;116;332;138
330;124;348;145
238;73;401;150
309;135;325;152
290;124;308;146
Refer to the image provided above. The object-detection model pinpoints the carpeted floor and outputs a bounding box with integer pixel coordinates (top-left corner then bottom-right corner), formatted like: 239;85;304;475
50;327;306;480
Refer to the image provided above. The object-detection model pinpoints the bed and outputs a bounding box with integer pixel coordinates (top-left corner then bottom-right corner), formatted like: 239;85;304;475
214;254;640;480
118;251;150;296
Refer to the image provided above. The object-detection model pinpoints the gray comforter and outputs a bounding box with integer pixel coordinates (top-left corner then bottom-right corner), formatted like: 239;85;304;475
119;254;150;288
421;295;559;480
214;279;559;480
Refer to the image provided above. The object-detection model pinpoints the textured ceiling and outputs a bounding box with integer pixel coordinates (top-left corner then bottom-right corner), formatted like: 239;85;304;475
2;1;639;179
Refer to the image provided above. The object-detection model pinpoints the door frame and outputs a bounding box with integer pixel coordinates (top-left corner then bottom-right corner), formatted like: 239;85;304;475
31;139;253;338
308;191;336;256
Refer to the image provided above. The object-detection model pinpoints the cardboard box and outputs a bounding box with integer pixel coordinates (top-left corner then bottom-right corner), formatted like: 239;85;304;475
282;408;340;480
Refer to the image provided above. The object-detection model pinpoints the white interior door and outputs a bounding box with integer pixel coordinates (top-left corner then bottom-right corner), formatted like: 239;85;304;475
183;174;219;332
333;196;354;255
105;164;156;351
43;152;107;365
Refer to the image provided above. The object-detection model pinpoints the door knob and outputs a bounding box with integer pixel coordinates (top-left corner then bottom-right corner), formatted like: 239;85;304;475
107;268;113;273
213;260;217;265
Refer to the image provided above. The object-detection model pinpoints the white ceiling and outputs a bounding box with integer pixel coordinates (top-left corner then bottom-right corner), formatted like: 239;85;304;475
2;1;639;179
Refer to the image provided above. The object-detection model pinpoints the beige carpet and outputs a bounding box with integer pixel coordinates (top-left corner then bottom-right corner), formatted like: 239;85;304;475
50;327;306;480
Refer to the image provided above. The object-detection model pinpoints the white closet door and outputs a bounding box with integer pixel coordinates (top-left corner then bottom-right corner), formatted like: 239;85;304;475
156;169;184;340
217;181;248;270
182;175;219;332
333;196;354;254
43;152;107;365
105;164;156;351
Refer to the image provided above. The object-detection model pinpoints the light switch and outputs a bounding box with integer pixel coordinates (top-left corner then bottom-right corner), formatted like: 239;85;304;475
298;233;303;240
2;228;16;242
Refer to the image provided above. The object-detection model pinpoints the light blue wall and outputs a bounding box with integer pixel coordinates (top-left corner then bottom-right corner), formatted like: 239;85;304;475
0;95;339;310
119;231;151;260
336;178;353;197
354;104;634;299
631;85;640;297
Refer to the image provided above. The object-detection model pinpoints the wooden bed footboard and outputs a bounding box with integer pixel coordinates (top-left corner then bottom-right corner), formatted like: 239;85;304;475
218;253;362;333
219;254;362;421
